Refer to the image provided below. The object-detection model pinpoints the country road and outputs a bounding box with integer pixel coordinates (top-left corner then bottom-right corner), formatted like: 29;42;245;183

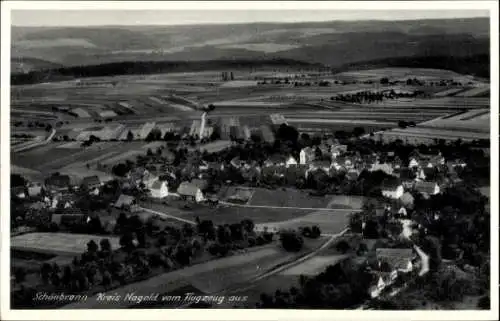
12;128;56;153
218;200;362;212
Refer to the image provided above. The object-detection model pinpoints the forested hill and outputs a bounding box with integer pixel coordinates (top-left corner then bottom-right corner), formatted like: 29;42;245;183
10;59;322;85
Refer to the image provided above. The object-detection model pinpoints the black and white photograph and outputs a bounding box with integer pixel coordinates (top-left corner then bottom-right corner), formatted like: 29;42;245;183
1;1;498;320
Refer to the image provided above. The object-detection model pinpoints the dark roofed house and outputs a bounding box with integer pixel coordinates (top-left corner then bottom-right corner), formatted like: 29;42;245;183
114;194;136;209
415;181;440;197
51;212;87;226
395;167;416;189
178;182;204;203
381;179;404;199
285;164;308;185
81;175;101;189
376;248;414;273
191;179;208;191
45;174;71;191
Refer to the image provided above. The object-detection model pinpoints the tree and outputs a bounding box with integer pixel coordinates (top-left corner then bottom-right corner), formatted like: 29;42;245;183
40;263;52;284
363;218;380;239
336;240;350;254
280;230;304;252
422;236;442;270
353;127;365;137
241;219;255;233
87;240;99;254
126;130;134;142
112;163;130;177
13;267;26;284
380;77;389;85
100;238;112;253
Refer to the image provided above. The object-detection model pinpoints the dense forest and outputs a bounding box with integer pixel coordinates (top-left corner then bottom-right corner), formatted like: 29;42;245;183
10;58;321;85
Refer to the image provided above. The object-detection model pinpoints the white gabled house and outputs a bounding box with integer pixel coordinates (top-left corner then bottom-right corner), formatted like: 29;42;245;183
150;180;169;199
299;147;315;165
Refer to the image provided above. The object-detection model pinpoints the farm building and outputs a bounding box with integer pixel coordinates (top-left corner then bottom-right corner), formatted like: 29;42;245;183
69;107;91;118
177;182;204;202
150;180;169;198
45;174;71;191
81;175;101;189
381;180;404;199
114;194;136;209
414;181;440;197
11;232;120;256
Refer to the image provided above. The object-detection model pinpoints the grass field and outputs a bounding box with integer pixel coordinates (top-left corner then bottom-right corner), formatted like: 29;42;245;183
11;233;120;256
247;188;333;209
280;254;352;276
255;210;351;235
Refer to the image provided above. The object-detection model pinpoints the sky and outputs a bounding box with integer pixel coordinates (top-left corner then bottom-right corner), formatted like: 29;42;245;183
11;9;490;27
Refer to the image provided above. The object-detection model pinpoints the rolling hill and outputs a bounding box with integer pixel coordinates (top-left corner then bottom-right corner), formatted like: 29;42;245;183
10;17;490;77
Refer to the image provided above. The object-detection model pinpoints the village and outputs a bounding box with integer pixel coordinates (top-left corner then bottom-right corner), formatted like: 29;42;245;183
10;112;490;309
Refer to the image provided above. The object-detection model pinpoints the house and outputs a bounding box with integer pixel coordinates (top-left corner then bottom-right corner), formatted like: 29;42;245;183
415;181;440;197
398;206;408;218
448;159;467;169
51;213;87;226
12;186;26;199
30;201;46;211
285;155;298;168
285;165;308;185
331;144;348;159
346;169;360;181
376;248;414;273
178;182;204;202
370;163;394;175
114;194;136;209
150;180;169;198
27;182;43;197
191;179;209;191
309;160;331;173
81;175;101;190
228;187;254;203
417;167;438;181
381;180;404;199
368;273;386;298
265;154;287;167
45;174;71;191
395;167;416;189
230;157;248;169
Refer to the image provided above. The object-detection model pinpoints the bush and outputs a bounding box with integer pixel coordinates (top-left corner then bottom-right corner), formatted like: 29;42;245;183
336;240;350;254
280;231;304;252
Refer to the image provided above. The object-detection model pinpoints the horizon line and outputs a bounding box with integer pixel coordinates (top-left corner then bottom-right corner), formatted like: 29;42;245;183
11;15;490;28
